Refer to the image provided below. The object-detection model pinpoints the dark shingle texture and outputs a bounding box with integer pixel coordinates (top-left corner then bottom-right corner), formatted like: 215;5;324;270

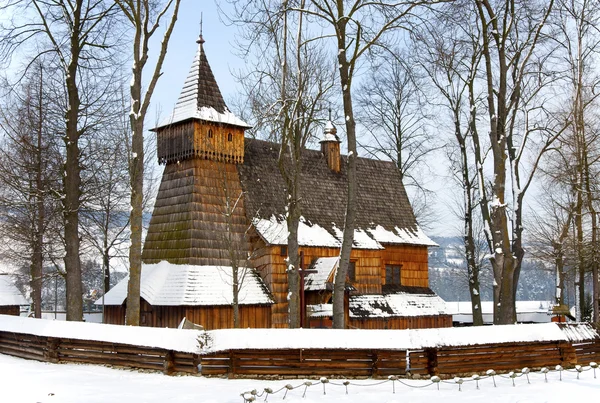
238;138;419;235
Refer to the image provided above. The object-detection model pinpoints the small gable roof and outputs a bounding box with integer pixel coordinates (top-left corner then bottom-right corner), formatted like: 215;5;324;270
304;257;339;291
239;139;437;248
0;275;29;306
349;286;448;318
98;262;273;307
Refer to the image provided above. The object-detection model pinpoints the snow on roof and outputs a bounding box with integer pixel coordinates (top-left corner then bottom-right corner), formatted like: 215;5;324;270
203;322;599;353
307;303;332;318
154;41;250;129
0;275;29;306
350;290;449;318
366;225;438;247
158;105;251;129
305;257;338;291
253;216;341;248
0;315;201;353
448;301;554;324
254;215;435;249
97;262;273;307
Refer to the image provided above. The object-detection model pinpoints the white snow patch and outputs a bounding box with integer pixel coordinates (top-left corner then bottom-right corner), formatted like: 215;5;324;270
97;261;273;307
304;257;339;291
254;216;436;249
0;275;30;306
0;315;201;353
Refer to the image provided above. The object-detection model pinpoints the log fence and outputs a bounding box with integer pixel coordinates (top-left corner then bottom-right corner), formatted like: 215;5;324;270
1;327;599;379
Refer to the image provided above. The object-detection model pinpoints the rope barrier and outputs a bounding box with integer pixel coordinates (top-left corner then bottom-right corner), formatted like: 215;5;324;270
239;361;598;402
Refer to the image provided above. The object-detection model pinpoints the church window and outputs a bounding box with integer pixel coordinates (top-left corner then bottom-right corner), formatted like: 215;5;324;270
228;133;233;141
348;261;356;282
208;129;213;138
385;265;401;285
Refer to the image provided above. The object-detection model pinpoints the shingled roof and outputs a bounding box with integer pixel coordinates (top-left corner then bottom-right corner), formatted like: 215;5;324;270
238;138;436;247
154;36;249;129
99;262;273;307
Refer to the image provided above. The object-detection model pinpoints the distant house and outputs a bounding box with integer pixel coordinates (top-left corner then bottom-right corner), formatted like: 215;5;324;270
449;301;555;325
0;274;29;316
99;32;451;330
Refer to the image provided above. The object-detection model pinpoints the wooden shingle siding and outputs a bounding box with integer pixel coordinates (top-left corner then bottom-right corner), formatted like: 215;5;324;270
142;158;249;266
381;245;429;287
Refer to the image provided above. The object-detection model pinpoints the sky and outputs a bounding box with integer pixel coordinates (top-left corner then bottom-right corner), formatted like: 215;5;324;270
149;2;244;127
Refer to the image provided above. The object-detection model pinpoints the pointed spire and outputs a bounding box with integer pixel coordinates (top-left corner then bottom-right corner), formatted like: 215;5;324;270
197;12;205;45
153;27;250;129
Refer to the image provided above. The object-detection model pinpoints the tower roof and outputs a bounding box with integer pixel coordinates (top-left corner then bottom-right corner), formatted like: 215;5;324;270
154;36;250;130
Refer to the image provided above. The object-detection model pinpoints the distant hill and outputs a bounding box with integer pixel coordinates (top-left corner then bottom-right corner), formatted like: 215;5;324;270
428;236;557;303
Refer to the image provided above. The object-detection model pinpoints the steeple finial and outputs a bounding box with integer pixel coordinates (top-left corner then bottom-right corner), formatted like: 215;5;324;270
197;13;205;45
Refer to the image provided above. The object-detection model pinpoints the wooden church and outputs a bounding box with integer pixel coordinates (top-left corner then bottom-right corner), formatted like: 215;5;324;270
100;32;451;330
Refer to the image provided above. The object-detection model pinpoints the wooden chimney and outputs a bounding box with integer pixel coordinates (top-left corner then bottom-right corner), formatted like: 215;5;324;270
320;118;341;173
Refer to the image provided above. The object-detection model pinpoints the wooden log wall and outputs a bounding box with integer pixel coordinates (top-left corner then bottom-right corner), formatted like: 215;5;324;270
380;245;429;287
200;349;408;378
0;330;199;376
349;315;452;330
0;306;20;316
253;242;432;328
103;300;271;330
1;327;598;379
408;341;579;377
572;339;600;364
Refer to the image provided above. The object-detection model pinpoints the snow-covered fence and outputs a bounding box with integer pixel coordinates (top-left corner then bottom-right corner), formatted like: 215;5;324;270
0;315;203;375
0;315;599;379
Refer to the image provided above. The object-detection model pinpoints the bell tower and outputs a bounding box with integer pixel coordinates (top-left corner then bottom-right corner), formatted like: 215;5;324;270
153;33;249;165
142;32;251;266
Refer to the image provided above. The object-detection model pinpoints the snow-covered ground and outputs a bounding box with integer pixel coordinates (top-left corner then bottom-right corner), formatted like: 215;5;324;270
1;353;598;403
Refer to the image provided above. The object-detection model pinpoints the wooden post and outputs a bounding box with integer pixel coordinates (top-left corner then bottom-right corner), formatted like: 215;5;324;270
45;338;60;363
558;342;577;367
163;351;175;375
426;348;438;376
372;350;380;377
228;350;236;379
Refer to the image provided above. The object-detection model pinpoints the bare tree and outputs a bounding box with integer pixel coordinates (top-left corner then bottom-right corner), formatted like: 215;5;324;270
468;0;567;323
0;62;62;317
227;0;336;327
549;0;600;323
414;4;487;325
114;0;181;326
356;50;439;228
1;0;119;321
299;0;437;329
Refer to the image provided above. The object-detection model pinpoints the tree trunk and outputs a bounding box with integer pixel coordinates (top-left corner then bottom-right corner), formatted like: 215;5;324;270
333;17;357;329
32;69;45;319
126;115;144;326
64;1;84;322
232;265;240;328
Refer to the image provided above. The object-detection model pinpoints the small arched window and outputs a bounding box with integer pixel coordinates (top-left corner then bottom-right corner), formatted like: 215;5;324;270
207;129;213;138
227;133;233;142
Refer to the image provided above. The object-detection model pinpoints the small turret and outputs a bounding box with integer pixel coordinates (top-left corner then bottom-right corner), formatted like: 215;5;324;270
320;115;341;173
151;31;250;165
